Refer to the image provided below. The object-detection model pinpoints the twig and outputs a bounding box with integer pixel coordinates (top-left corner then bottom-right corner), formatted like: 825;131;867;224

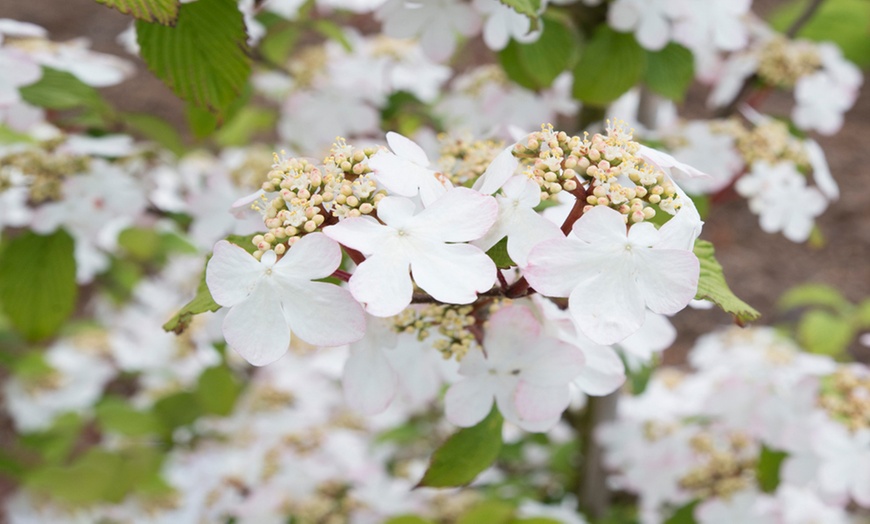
786;0;826;37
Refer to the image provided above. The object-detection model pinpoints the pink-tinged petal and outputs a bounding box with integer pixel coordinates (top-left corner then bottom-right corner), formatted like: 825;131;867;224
409;187;498;242
281;281;366;346
368;150;423;197
410;242;496;304
634;249;699;315
374;196;418;229
568;258;646;345
458;346;489;377
349;254;413;317
521;339;586;387
506;208;563;267
206;240;264;307
514;382;570;423
323;216;387;255
343;343;397;415
483;306;542;363
445;378;495;427
573;344;625;395
524;238;612;297
222;284;289;366
570;205;628;245
386;131;430;166
273;232;341;281
474;144;520;195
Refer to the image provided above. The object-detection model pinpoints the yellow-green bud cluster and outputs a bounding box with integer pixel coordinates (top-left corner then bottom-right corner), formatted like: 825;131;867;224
819;367;870;432
757;37;822;89
0;147;90;202
393;305;478;361
513;122;683;224
321;139;385;220
719;118;810;169
436;132;505;186
678;430;757;500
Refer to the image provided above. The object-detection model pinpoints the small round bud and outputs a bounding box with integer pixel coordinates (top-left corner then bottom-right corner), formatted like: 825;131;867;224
303;220;317;233
352;163;365;175
274;243;286;255
643;207;656;220
253;250;264;261
586;195;598;205
359;202;374;214
313;214;325;226
335;194;347;205
340;161;352;171
563;180;577;191
284;226;298;237
346;195;360;207
321;191;334;202
263;233;276;244
257;241;271;251
649;194;661;204
252;234;265;246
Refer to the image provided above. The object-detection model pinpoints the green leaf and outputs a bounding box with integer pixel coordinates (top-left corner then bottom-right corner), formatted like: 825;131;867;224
572;27;645;106
162;271;221;334
506;14;581;89
136;0;252;118
19;413;83;464
509;519;563;524
0;230;77;341
798;310;853;357
153;391;204;431
384;517;437;524
644;43;694;101
756;445;788;493
313;19;353;52
196;366;242;416
663;500;698;524
94;0;179;25
123;112;185;156
458;500;516;524
19;67;109;112
778;283;850;313
0;124;36;144
856;299;870;328
95;397;162;437
769;0;870;68
215;106;277;147
486;237;515;269
499;41;539;91
693;240;761;325
417;407;503;488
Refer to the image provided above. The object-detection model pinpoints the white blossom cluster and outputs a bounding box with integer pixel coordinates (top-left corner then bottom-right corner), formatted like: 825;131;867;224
600;326;870;524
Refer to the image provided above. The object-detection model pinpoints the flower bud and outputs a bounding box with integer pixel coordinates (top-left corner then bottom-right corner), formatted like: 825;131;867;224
274;243;286;255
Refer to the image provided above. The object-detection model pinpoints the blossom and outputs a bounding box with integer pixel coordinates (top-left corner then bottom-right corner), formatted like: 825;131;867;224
473;0;541;51
524;205;700;345
205;233;366;366
607;0;677;51
444;305;585;431
323;187;498;316
367;131;451;205
377;0;481;62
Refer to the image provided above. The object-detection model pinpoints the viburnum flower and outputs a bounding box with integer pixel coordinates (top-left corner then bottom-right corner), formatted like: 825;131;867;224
473;0;541;51
607;0;677;51
444;305;586;431
367;131;451;206
206;233;366;366
524;205;700;345
376;0;481;62
323;187;498;316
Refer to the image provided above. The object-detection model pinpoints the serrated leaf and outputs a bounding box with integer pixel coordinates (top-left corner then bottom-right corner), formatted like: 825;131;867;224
162;271;221;334
136;0;251;118
417;407;503;488
510;14;581;89
769;0;870;68
756;445;787;493
572;27;645;106
486;237;515;269
0;230;77;341
798;310;853;357
95;0;179;25
644;43;694;101
778;283;850;313
693;240;761;325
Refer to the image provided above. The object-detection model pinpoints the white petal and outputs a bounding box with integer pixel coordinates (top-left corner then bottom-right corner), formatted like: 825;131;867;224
281;281;366;346
445;378;495;427
349;254;414;317
634;248;699;315
323;216;387;255
635;12;670;51
570;205;628;245
343;342;398;415
505;208;563;267
222;283;290;366
568;256;646;345
386;131;430;166
573;344;625;395
514;382;570;424
410;242;495;304
375;196;418;229
206;240;264;307
474;144;521;195
521;339;586;387
273;232;342;281
409;187;498;242
368;150;426;197
524;238;610;297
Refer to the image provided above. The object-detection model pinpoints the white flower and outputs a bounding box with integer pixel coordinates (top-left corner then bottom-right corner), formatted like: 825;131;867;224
792;72;853;136
324;187;498;316
670;0;751;54
473;0;541;51
444;305;586;431
205;233;366;366
661;121;743;195
475;175;563;266
377;0;482;62
0;48;42;106
524;205;700;345
367;131;452;205
607;0;677;51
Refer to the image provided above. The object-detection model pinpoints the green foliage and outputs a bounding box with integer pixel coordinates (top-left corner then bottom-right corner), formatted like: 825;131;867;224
136;0;252;119
663;500;698;524
19;67;111;126
196;365;242;416
95;397;163;437
162;272;221;334
572;27;645;106
0;230;77;342
778;283;851;313
94;0;180;25
0;124;36;144
769;0;870;68
417;407;504;488
778;283;868;358
384;517;437;524
122;112;186;156
693;240;761;325
381;91;440;137
19;413;84;465
486;237;515;269
798;310;853;356
500;13;582;90
644;43;695;101
215;107;277;147
457;500;516;524
756;446;788;493
153;391;204;430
